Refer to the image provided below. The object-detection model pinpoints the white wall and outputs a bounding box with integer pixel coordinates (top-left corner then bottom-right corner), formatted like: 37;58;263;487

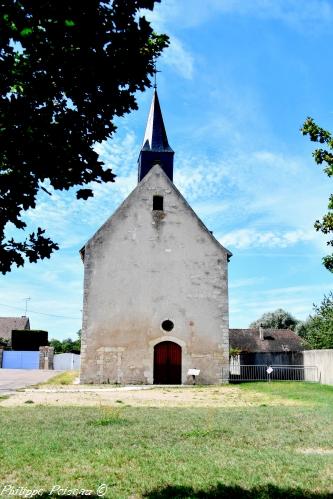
80;165;230;384
54;353;80;371
303;349;333;385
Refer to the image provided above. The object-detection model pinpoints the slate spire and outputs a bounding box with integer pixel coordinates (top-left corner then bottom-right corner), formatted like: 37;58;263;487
138;89;174;182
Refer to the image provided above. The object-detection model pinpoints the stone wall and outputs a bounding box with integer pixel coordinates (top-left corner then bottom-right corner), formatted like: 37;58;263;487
39;346;54;370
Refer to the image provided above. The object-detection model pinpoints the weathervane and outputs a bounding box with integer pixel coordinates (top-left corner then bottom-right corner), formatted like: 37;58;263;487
153;59;161;89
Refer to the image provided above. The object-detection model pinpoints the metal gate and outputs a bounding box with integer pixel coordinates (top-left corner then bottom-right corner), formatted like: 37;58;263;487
223;364;319;383
2;351;39;369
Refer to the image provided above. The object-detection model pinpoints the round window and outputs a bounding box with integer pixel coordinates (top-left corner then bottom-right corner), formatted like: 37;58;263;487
161;319;174;332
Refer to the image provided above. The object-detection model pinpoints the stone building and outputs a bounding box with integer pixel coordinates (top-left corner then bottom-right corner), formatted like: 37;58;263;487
80;90;232;384
229;327;307;367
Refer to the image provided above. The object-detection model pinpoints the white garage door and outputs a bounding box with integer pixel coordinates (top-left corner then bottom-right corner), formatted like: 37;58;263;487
2;351;40;369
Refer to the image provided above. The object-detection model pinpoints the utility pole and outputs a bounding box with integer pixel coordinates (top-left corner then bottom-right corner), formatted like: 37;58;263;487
23;297;31;317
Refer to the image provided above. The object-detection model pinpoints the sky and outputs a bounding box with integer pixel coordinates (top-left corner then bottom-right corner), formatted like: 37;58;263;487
1;0;333;339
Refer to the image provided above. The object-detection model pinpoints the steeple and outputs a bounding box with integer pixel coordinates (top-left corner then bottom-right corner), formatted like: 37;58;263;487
138;89;174;182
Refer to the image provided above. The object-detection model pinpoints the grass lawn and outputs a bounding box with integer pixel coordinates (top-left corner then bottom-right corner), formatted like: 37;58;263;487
38;370;79;385
0;382;332;498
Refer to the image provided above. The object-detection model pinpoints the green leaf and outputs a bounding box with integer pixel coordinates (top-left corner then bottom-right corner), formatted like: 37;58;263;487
20;27;33;37
64;19;76;27
10;84;24;94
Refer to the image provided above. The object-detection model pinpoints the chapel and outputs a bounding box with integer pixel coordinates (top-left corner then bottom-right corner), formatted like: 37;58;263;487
80;90;231;384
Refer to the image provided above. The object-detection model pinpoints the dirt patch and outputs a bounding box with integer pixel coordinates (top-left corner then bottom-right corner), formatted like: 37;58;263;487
0;385;305;408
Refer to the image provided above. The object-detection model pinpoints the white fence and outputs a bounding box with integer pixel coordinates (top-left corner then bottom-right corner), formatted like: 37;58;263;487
53;353;80;371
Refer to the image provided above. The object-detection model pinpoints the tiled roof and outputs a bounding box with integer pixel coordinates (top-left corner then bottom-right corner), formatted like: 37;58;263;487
229;328;307;353
0;317;30;340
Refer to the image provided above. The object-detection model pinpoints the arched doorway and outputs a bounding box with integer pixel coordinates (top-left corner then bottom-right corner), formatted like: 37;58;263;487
154;341;182;384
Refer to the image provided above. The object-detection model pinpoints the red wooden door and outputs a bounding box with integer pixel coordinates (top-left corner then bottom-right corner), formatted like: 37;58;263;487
154;341;182;384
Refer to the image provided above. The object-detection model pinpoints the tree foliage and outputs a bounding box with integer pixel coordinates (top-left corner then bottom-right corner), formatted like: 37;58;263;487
0;0;168;273
301;117;333;272
249;308;299;330
0;336;10;349
50;329;81;353
296;292;333;349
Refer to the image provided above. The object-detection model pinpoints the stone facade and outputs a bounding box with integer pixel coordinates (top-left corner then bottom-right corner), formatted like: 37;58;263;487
80;165;230;384
39;346;54;370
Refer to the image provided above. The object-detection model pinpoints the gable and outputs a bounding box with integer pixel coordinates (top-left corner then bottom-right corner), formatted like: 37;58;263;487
81;164;232;260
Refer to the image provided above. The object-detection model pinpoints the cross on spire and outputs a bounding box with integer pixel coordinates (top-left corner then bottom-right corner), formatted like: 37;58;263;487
153;59;161;89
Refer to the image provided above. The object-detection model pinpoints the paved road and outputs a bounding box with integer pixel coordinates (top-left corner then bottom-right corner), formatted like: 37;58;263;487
0;369;62;393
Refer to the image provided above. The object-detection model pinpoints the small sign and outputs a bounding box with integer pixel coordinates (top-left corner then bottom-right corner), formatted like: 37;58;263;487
266;366;273;374
188;369;200;376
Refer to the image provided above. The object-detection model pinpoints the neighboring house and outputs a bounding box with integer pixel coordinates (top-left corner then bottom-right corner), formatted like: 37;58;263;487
0;316;30;342
229;327;308;377
0;319;53;370
80;90;232;385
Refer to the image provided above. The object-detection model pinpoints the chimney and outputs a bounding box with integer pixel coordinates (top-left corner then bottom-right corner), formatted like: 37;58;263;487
259;324;264;340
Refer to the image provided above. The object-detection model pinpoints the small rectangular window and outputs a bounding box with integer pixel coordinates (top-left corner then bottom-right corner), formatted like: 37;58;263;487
153;195;163;211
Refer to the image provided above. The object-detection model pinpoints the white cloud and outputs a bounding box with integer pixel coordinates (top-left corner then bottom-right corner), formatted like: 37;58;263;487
229;277;266;289
191;201;230;217
173;147;330;248
94;130;138;177
174;155;230;202
146;0;333;31
141;5;195;80
221;228;315;250
161;36;194;80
